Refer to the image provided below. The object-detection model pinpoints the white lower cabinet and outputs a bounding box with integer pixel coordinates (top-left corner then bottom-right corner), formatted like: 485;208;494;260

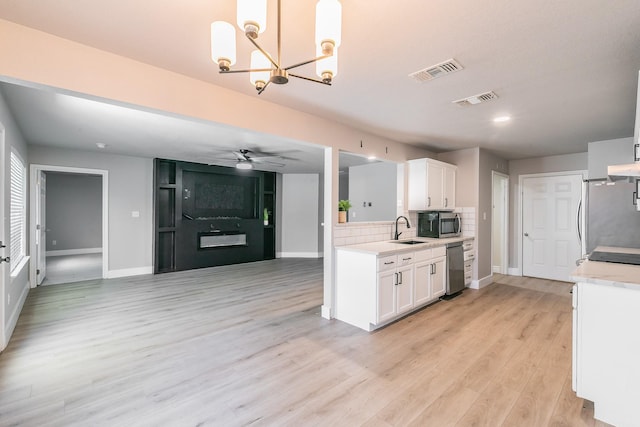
336;246;445;331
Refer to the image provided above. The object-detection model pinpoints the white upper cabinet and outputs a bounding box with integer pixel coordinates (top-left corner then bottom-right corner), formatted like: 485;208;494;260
407;158;457;210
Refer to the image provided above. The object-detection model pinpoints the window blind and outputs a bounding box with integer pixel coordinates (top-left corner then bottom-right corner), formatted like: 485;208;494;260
10;151;26;272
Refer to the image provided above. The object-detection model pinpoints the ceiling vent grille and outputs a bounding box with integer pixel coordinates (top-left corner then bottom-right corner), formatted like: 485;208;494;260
409;58;464;82
452;91;498;107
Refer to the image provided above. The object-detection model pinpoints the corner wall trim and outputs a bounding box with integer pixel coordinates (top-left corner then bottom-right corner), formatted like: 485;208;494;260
106;266;153;279
469;274;494;289
321;305;332;319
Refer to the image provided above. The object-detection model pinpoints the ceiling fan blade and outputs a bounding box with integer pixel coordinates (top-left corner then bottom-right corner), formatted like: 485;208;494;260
232;151;249;161
289;73;331;86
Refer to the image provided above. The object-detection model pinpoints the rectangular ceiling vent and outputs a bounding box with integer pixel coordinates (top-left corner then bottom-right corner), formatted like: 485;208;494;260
452;91;498;107
409;58;464;82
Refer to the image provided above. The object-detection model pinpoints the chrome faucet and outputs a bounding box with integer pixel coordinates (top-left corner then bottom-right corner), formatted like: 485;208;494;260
394;216;411;240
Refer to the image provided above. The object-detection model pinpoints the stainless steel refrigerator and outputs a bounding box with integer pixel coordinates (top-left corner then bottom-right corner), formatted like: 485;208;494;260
584;179;640;254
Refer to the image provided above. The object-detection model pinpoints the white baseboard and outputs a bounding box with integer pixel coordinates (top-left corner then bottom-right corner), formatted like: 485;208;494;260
106;266;153;279
469;274;494;289
321;305;332;319
278;252;323;258
46;248;103;257
507;268;521;276
492;265;501;273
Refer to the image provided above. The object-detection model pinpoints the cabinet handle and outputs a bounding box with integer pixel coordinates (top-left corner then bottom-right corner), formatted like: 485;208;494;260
445;197;448;207
384;261;395;265
399;271;403;284
430;263;435;275
428;196;431;207
635;143;640;162
402;257;412;261
0;256;10;264
395;272;399;285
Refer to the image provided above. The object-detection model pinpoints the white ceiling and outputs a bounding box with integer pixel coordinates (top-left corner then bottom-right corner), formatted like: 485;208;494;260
0;0;639;170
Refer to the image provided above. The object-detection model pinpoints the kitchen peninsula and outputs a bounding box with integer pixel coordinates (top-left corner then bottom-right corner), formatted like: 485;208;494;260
335;236;474;331
570;247;640;427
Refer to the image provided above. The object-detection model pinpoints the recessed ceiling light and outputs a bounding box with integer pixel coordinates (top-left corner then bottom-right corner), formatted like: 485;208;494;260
96;142;107;149
493;116;511;123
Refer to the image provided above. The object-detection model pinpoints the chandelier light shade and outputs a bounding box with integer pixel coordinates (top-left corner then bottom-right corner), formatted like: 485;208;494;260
315;0;342;55
316;46;338;83
237;0;267;38
250;49;271;91
211;21;237;70
210;0;342;94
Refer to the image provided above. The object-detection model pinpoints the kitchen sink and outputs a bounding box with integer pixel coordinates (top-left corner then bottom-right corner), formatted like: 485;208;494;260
390;240;426;245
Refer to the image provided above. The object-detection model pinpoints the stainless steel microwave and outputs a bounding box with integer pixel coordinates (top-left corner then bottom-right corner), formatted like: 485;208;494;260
417;211;461;238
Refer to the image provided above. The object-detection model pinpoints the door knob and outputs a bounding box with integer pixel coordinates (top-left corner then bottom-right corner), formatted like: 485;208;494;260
524;232;529;237
1;257;10;263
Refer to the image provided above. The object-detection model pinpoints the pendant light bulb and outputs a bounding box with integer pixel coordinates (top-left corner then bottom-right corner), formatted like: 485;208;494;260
316;46;338;83
211;21;237;71
237;0;267;39
315;0;342;54
250;50;271;90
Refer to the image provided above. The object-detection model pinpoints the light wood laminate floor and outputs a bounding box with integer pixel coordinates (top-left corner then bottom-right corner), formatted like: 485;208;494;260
0;260;610;426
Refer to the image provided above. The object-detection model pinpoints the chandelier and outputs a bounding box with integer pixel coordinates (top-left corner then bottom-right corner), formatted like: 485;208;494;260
211;0;342;94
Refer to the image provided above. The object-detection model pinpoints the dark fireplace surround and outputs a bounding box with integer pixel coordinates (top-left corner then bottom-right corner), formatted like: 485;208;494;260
154;159;276;273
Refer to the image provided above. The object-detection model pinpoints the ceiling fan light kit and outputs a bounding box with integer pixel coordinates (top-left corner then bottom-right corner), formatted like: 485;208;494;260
211;0;342;94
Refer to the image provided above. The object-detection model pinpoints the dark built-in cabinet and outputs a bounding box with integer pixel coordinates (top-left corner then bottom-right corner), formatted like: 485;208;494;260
154;159;277;273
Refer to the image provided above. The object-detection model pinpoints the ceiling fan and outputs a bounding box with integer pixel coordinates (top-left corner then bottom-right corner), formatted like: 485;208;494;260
210;148;286;170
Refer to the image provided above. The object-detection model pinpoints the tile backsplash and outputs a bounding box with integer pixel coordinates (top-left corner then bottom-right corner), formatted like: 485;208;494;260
333;207;476;246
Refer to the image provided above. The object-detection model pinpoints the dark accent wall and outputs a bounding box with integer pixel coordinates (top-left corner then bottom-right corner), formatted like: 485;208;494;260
154;159;276;273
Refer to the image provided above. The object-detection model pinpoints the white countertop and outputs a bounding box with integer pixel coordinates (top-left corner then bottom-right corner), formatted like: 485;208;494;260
570;246;640;289
335;236;473;256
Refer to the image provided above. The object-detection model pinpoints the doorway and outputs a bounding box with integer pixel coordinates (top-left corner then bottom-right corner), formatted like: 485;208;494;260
30;165;109;287
492;171;509;274
520;172;584;281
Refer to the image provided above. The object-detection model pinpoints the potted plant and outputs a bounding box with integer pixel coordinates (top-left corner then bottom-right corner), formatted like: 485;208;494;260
338;199;352;223
263;208;269;226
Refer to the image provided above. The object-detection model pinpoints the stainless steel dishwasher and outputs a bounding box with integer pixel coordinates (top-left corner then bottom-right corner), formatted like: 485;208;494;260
444;241;465;298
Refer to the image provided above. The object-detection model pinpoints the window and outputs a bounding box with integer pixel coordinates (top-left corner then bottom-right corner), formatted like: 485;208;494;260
10;151;26;273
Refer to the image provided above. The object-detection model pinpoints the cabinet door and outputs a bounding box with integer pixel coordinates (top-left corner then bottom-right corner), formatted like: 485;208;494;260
443;166;456;209
427;162;444;209
377;269;397;324
396;265;414;314
431;257;447;298
408;160;428;210
414;261;432;306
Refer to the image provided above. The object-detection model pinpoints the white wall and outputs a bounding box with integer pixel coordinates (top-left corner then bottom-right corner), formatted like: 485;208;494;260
29;146;153;275
45;172;102;252
280;174;320;257
348;162;397;222
587;137;634;179
0;88;30;351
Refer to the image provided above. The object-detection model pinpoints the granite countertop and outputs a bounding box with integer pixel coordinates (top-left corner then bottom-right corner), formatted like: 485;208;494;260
335;236;474;256
570;246;640;289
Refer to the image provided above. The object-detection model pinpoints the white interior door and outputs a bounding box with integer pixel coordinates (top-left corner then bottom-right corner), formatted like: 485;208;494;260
492;172;509;274
36;171;46;285
522;174;583;281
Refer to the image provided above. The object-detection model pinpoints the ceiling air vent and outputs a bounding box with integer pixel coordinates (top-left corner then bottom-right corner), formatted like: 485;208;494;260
452;91;498;107
409;58;464;82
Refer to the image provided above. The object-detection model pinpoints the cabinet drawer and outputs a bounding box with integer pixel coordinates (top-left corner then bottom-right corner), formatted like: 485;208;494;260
464;251;475;261
464;272;472;285
432;246;446;258
462;241;474;252
398;253;415;266
378;255;398;272
464;261;473;274
413;248;433;262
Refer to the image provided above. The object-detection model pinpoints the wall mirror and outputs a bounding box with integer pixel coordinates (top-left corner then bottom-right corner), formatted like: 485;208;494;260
338;151;401;222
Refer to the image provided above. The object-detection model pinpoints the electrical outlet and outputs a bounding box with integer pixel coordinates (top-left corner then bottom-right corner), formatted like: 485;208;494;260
52;240;57;246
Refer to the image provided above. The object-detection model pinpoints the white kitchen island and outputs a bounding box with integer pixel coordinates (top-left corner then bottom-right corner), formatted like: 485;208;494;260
335;236;473;332
570;247;640;427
